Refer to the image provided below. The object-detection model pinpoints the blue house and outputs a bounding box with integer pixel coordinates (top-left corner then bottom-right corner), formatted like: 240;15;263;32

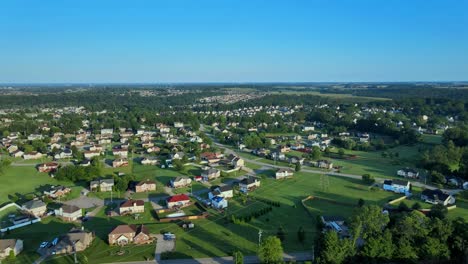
383;179;411;195
211;196;228;209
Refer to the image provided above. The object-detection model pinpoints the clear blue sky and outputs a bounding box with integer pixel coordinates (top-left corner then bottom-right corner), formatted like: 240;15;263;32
1;0;467;83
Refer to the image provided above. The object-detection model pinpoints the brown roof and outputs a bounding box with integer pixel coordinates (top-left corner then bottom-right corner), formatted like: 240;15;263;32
109;225;137;235
120;200;144;208
136;180;156;186
0;239;17;251
61;204;81;214
137;225;150;235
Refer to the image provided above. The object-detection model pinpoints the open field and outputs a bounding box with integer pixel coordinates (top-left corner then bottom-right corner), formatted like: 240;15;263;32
0;166;75;205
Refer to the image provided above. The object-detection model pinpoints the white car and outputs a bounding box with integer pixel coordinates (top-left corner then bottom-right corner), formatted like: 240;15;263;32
39;242;48;248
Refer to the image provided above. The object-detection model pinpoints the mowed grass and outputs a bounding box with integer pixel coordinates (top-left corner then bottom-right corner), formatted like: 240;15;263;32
3;217;76;263
0;166;74;204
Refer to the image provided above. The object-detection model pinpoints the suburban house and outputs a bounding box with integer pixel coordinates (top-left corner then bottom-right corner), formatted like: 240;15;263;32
208;185;233;200
90;179;114;192
112;148;128;158
170;177;192;188
275;168;294;179
140;157;159;166
200;152;222;164
141;141;154;148
397;168;420;179
211;196;228;209
54;204;82;222
146;146;161;153
54;149;73;159
167;194;191;209
311;160;333;169
43;185;71;199
421;189;456;206
0;239;23;260
88;145;104;152
239;177;261;193
288;156;305;165
270;151;286;161
54;229;94;254
80;159;91;167
23;151;43;160
119;200;145;215
108;224;152;246
174;122;184;128
22;200;47;217
226;154;245;168
84;150;101;159
201;168;221;181
37;162;59;173
10;150;24;158
170;152;185;160
135;179;156;193
277;145;291;153
383;180;411;194
113;158;129;168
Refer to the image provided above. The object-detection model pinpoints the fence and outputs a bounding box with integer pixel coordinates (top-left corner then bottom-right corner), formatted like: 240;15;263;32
0;203;42;233
388;196;407;205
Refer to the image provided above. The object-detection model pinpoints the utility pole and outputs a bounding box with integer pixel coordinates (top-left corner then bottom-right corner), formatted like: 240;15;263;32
258;229;262;246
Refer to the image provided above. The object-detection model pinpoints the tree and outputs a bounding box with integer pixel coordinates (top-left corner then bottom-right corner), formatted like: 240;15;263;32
350;205;389;240
398;201;410;212
173;159;184;171
297;226;305;244
360;230;395;262
361;174;375;185
338;148;345;158
410;202;421;210
233;251;244;264
0;159;12;175
295;162;301;172
357;198;365;207
276;226;286;242
318;231;352;264
429;204;448;219
258;236;283;264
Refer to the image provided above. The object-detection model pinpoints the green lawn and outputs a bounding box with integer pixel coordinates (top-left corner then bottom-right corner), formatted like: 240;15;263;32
0;166;75;204
3;217;77;263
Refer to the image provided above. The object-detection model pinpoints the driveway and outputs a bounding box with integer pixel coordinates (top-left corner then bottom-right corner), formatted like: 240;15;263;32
64;196;104;209
155;234;175;263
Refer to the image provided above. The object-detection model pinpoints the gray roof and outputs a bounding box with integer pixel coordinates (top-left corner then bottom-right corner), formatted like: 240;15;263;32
23;200;46;209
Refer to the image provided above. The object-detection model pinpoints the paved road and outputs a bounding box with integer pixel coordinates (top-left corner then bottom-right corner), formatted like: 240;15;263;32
154;234;175;262
104;251;312;264
212;141;463;195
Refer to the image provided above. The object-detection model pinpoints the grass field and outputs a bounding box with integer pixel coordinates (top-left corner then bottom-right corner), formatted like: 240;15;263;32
0;166;75;204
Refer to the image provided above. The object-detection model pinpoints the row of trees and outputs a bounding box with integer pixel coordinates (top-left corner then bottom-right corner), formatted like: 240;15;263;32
316;205;468;264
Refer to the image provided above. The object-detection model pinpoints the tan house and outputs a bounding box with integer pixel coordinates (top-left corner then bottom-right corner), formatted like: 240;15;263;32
84;150;101;159
135;180;156;193
170;177;192;188
108;225;152;245
119;200;145;215
54;230;93;254
141;157;159;166
54;204;82;222
22;200;47;217
112;148;128;158
201;168;221;181
0;239;23;259
37;162;59;173
23;151;43;160
113;158;129;168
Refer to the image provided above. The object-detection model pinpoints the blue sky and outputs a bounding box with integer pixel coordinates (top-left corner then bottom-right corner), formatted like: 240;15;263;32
1;0;467;83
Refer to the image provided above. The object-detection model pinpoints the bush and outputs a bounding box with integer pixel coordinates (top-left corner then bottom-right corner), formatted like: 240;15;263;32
362;174;375;184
